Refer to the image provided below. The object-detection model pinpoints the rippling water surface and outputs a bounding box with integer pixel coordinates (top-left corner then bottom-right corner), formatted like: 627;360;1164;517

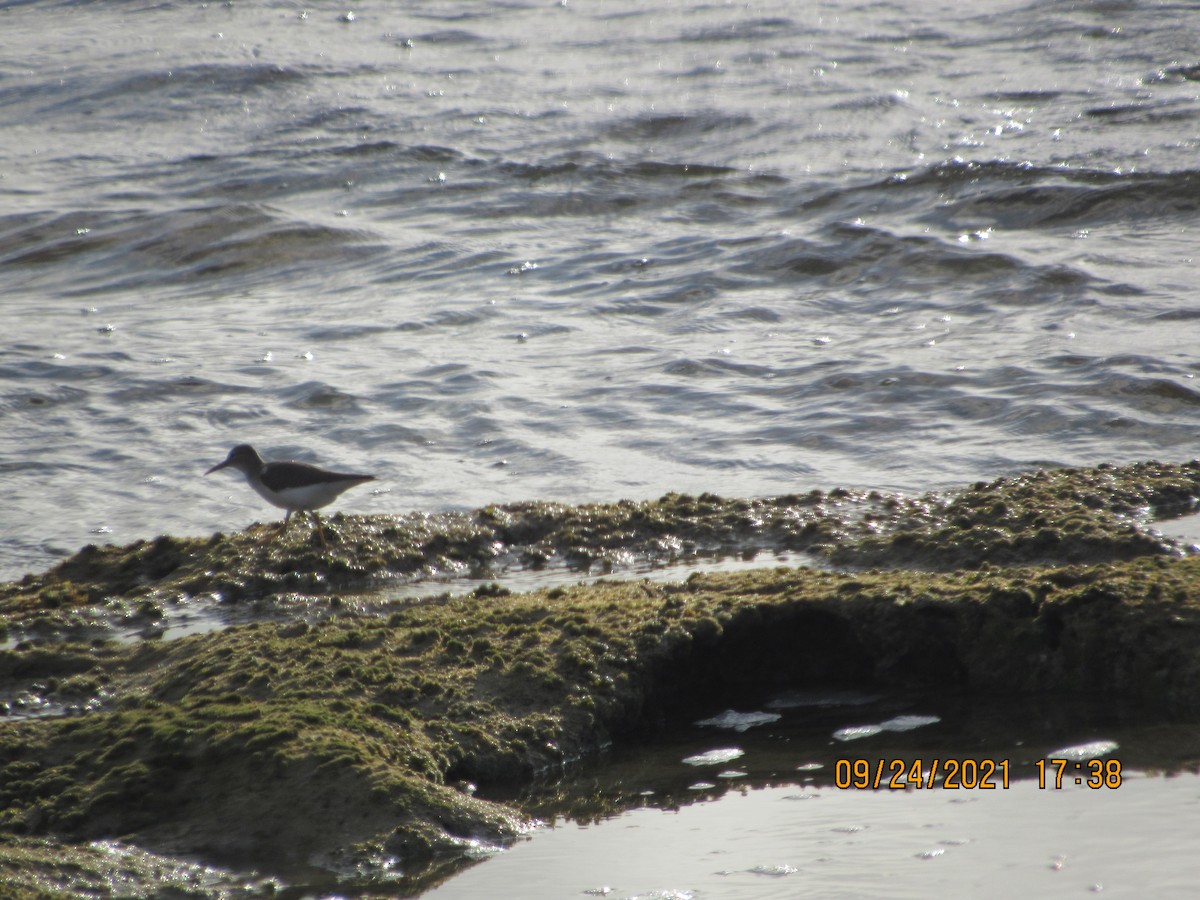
3;0;1200;576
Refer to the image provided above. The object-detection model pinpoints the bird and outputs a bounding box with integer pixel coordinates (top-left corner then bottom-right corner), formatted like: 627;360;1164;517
205;443;375;546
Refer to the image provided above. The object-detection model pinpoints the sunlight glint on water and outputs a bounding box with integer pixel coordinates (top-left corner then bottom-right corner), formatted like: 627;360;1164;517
2;0;1199;577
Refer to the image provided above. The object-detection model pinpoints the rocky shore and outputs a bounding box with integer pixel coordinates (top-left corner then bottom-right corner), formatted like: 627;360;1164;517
3;460;1200;897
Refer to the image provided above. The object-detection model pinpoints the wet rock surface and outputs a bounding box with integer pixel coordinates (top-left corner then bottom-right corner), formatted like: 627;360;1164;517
3;460;1200;896
5;459;1199;644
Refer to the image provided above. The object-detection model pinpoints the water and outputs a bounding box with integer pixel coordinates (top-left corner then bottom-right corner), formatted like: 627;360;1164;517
3;0;1200;578
432;774;1200;899
426;690;1200;900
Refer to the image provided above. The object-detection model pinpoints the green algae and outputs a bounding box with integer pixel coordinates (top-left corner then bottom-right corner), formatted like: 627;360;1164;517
830;460;1200;569
5;555;1200;891
5;460;1200;645
5;460;1200;894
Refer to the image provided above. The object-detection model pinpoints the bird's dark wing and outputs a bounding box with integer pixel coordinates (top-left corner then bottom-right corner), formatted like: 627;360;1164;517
260;461;375;492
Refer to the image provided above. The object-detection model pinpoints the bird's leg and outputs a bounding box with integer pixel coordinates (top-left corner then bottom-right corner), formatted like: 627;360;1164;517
311;511;329;549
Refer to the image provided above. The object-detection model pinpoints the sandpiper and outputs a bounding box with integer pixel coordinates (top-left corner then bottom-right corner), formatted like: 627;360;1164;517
205;444;375;545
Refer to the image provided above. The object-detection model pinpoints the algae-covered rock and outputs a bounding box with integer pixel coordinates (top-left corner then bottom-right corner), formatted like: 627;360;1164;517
4;461;1198;644
4;460;1200;895
829;460;1200;569
5;555;1200;890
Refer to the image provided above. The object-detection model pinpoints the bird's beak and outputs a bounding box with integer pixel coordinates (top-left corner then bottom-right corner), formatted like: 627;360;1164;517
204;460;230;476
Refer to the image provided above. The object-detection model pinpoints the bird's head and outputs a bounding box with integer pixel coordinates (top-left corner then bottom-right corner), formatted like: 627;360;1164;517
205;443;264;476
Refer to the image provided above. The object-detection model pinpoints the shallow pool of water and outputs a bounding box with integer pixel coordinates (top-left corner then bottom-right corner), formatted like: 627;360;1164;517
422;689;1200;900
430;772;1200;899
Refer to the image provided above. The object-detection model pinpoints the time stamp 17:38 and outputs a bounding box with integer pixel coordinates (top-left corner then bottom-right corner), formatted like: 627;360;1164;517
834;757;1124;790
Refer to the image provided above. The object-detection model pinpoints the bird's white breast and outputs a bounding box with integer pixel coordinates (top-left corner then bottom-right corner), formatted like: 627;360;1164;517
247;476;360;512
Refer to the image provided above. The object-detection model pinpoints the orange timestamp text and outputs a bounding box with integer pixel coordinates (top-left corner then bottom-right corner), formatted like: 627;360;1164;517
834;757;1123;790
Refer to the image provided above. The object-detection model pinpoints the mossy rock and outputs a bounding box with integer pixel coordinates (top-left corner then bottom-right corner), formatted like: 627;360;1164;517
4;553;1200;885
4;460;1200;894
